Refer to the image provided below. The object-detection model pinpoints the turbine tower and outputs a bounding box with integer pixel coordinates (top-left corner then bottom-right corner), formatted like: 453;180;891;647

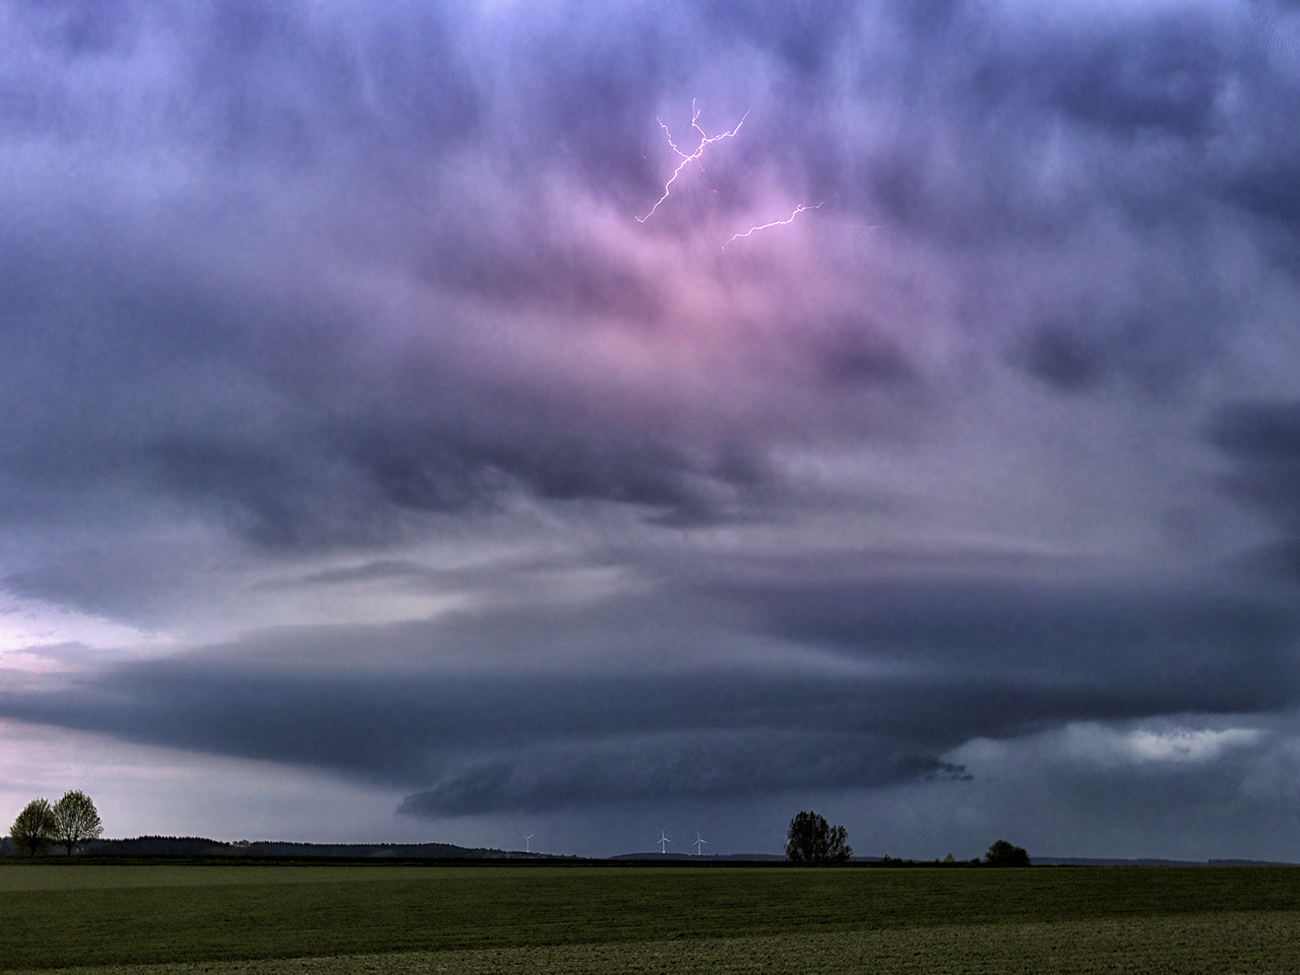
694;832;707;856
525;834;533;854
659;829;671;854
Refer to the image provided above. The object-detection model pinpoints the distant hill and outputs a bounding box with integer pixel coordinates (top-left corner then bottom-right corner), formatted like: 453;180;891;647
609;852;1300;866
610;852;785;861
1034;856;1299;867
5;837;1294;865
85;836;234;856
1206;859;1300;867
61;836;535;858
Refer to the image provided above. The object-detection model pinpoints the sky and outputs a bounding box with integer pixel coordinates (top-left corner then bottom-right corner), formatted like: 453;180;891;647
2;0;1300;861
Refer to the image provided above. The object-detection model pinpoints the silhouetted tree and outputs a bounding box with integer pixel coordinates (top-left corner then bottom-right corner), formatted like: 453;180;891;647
984;839;1030;866
52;790;103;855
785;810;852;864
11;798;57;857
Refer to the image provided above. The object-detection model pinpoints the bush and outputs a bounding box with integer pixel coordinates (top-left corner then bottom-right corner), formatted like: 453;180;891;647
984;839;1031;867
785;811;852;864
11;798;57;857
52;790;103;855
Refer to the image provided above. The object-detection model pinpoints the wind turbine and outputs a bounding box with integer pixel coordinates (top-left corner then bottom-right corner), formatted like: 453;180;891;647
525;834;533;854
694;832;707;856
659;829;671;854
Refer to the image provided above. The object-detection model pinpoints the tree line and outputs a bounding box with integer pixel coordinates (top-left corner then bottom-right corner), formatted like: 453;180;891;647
8;791;103;856
9;798;1033;864
785;810;1030;866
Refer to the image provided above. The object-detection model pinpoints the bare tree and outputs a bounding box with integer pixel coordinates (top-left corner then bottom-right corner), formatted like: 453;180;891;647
785;810;852;864
11;798;57;857
52;790;103;856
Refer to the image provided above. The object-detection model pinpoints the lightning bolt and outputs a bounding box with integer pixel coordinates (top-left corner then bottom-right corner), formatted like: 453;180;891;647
724;202;824;246
637;100;748;223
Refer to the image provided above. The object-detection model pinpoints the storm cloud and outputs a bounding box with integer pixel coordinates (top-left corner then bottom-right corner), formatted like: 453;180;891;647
2;0;1300;857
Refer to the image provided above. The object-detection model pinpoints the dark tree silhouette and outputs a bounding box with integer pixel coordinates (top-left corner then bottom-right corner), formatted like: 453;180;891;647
11;798;57;857
984;839;1031;866
52;790;103;855
785;810;852;864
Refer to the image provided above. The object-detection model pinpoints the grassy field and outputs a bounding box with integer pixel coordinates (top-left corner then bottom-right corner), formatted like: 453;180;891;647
3;861;1300;974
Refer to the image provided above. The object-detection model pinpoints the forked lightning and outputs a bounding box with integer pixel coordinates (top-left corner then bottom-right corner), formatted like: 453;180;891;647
637;103;822;245
637;100;748;223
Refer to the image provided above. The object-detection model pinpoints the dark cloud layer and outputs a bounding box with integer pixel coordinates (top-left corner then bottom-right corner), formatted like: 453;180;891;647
3;0;1300;854
1211;400;1300;577
1;663;974;814
3;566;1295;816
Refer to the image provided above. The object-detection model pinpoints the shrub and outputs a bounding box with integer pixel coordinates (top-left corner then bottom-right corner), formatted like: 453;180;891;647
11;798;57;857
52;790;103;855
785;811;852;864
984;839;1031;867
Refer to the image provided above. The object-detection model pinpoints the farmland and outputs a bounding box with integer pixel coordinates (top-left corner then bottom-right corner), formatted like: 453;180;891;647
3;862;1300;974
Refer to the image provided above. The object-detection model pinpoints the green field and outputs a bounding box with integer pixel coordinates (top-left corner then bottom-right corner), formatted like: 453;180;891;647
3;861;1300;974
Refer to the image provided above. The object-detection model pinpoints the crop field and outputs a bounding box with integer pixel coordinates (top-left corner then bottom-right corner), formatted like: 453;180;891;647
3;862;1300;974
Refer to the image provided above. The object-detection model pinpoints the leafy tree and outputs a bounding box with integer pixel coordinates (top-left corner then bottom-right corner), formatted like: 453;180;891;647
984;839;1031;867
52;790;103;855
785;810;852;864
11;798;57;857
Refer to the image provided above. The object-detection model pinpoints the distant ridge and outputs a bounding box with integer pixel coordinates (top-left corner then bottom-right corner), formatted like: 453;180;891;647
1035;856;1299;867
7;838;1294;865
610;852;784;861
62;836;548;858
607;852;1300;866
1207;859;1300;867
